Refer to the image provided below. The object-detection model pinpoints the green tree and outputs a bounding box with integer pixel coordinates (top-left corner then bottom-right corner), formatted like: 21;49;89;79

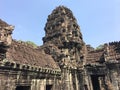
25;41;37;48
96;44;104;50
18;40;37;48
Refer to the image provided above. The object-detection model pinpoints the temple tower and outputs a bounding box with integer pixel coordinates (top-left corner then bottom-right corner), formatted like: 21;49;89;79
43;6;85;67
43;6;86;90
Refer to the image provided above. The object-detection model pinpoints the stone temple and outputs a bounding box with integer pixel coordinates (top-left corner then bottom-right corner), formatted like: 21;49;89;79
0;6;120;90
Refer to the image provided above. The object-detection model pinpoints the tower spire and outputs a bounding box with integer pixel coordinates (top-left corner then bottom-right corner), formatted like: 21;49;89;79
43;6;85;68
43;6;84;48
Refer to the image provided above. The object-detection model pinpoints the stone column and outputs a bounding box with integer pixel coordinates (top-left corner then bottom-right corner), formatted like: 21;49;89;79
31;79;46;90
99;77;106;90
106;64;120;90
36;80;40;90
78;70;85;90
84;69;91;90
52;76;61;90
109;70;119;90
61;68;74;90
39;79;46;90
86;75;93;90
69;70;74;90
74;70;79;90
64;69;70;90
31;79;37;90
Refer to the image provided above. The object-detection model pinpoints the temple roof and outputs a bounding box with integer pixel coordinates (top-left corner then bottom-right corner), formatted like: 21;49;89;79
6;40;60;69
86;49;105;64
86;42;120;64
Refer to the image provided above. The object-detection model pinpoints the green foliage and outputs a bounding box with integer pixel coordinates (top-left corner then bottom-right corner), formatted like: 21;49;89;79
18;40;37;48
96;44;104;50
18;40;23;43
25;41;37;48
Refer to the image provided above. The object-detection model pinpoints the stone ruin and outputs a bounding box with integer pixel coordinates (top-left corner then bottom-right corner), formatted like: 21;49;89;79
0;6;120;90
0;19;14;61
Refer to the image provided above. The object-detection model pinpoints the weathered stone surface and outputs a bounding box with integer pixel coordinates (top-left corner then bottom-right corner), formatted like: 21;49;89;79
0;19;14;62
0;6;120;90
43;6;85;69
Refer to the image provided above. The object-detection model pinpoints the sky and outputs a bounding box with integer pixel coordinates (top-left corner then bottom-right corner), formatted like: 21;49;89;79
0;0;120;48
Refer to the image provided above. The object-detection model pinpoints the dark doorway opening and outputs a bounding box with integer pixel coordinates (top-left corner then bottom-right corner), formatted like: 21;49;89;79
91;75;100;90
16;86;30;90
46;85;52;90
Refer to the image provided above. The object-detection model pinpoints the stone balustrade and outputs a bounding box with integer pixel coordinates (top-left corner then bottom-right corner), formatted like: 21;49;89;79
0;59;61;76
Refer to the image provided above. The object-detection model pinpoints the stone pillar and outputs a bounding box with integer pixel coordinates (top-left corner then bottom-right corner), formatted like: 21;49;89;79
99;77;106;90
69;71;74;90
31;79;37;90
52;76;60;90
31;79;46;90
36;80;40;90
64;69;70;90
78;70;85;90
61;68;74;90
74;70;79;90
39;79;46;90
88;75;93;90
109;70;119;90
84;69;91;90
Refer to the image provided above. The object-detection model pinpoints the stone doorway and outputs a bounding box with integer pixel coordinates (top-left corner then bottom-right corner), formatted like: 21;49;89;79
91;75;100;90
16;86;30;90
46;85;52;90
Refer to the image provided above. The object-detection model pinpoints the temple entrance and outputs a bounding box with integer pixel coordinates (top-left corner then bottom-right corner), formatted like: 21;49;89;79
91;75;100;90
46;85;52;90
16;86;30;90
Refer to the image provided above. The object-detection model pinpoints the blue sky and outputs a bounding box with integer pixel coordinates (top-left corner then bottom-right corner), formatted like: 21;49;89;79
1;0;120;48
